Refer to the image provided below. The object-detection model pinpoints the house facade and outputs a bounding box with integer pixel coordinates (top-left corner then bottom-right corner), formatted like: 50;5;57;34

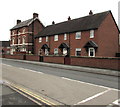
10;13;44;54
0;41;10;54
35;11;120;57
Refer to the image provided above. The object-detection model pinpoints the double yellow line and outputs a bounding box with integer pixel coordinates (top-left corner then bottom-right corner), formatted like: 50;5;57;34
4;81;56;106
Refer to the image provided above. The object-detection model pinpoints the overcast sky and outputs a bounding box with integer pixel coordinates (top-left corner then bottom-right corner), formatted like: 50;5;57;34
0;0;119;41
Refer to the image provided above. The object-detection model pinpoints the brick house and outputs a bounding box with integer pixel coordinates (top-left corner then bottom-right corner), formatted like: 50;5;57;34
35;10;120;57
10;13;44;54
0;41;10;54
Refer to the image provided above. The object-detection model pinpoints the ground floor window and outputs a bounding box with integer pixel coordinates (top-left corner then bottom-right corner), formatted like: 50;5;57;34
45;49;49;55
75;48;81;56
88;48;95;57
54;48;58;55
63;48;67;55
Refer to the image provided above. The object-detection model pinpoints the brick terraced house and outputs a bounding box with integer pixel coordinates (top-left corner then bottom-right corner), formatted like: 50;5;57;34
10;13;44;54
35;10;120;57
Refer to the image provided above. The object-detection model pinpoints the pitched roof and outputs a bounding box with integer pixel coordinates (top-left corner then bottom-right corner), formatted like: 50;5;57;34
0;41;10;47
84;41;98;48
11;18;33;30
35;11;110;38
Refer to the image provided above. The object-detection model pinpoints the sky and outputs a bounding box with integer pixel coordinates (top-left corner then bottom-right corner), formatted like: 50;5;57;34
0;0;119;41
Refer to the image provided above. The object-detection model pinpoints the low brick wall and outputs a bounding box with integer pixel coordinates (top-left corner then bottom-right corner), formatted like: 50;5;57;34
44;56;64;64
3;54;25;60
71;56;120;71
25;55;40;61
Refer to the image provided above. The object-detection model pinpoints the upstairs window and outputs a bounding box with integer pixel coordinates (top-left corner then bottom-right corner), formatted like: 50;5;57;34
90;30;94;38
12;37;15;44
18;37;20;44
64;34;67;40
23;29;25;34
76;32;81;39
54;35;58;41
12;31;14;36
75;48;81;56
46;36;48;42
39;37;42;43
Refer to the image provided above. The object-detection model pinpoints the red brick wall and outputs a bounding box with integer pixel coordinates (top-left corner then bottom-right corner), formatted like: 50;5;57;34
71;56;120;70
4;54;25;60
44;56;64;64
25;55;40;61
97;13;119;57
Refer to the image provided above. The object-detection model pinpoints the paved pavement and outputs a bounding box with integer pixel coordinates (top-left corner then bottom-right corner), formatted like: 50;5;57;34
2;63;120;106
1;84;38;105
2;58;119;77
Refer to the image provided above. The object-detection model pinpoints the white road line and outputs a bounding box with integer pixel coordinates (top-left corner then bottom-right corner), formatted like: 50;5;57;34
19;68;44;74
61;77;118;91
75;89;111;105
2;63;13;67
112;99;120;105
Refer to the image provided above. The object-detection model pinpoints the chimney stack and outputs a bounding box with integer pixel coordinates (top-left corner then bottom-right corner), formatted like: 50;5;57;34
17;20;21;24
68;16;71;21
52;21;55;25
33;13;38;18
89;10;93;15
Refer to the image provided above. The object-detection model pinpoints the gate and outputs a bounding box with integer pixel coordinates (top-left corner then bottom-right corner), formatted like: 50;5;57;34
39;56;44;62
64;56;71;65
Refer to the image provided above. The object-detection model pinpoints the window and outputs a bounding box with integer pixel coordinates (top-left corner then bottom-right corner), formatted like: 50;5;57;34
75;48;81;56
23;29;25;34
12;31;14;36
39;37;42;42
54;35;58;41
18;31;21;35
18;37;20;44
89;48;95;57
22;36;26;44
90;30;94;38
12;37;15;44
76;32;81;39
46;36;48;42
54;48;58;55
45;49;49;55
63;48;67;55
64;34;67;40
22;48;26;52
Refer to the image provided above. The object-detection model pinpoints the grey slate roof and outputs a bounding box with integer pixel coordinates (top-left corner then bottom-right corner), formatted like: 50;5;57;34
35;11;110;38
0;41;10;47
11;18;33;30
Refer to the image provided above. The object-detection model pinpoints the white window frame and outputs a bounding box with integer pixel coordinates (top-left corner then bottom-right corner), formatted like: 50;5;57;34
45;49;49;55
12;31;15;36
64;34;67;40
63;48;67;55
46;36;48;42
12;37;15;44
90;30;94;38
39;37;42;43
75;32;81;39
23;28;26;34
88;48;95;57
18;37;20;44
75;48;81;56
54;35;58;41
22;36;26;44
54;48;58;55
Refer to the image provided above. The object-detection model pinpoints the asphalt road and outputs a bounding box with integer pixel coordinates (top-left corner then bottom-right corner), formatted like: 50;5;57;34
1;59;120;106
2;59;119;89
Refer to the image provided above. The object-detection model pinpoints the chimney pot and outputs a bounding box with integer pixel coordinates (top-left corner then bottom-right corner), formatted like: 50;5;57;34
89;10;93;15
33;13;38;18
17;20;21;24
52;21;55;25
68;16;71;20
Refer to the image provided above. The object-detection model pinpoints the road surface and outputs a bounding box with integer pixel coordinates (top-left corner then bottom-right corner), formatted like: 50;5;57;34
1;59;120;106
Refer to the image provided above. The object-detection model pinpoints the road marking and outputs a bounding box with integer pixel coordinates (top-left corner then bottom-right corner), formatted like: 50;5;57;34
3;80;56;105
75;89;111;105
61;77;118;91
19;68;44;74
112;99;120;105
2;63;13;67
